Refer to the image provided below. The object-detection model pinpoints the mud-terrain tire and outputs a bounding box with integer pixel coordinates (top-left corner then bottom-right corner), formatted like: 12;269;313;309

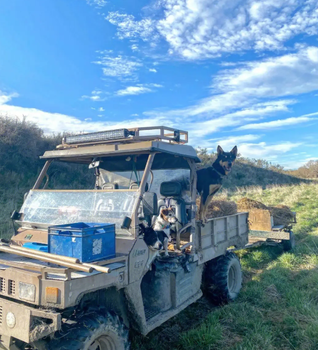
48;311;129;350
203;252;242;304
282;231;295;251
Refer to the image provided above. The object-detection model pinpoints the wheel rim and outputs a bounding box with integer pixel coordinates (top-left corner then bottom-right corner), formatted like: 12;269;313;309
88;335;117;350
228;265;237;292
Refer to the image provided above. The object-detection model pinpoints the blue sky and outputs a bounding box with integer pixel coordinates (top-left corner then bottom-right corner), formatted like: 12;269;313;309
0;0;318;169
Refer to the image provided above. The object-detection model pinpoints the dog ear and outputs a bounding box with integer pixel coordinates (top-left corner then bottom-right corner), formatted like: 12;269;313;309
217;145;224;155
230;146;238;157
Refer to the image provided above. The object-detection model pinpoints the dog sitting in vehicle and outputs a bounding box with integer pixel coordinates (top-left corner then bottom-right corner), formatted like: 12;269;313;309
153;207;177;256
139;207;177;255
197;145;237;222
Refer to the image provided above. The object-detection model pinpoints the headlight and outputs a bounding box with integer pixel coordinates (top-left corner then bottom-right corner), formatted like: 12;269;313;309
6;312;16;328
19;282;35;302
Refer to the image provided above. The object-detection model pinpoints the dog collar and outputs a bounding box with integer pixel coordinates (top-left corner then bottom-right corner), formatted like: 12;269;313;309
161;223;170;229
212;167;226;177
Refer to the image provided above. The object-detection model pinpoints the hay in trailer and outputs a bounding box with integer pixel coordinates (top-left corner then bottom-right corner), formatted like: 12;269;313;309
237;197;268;211
196;198;238;219
237;197;295;226
269;206;295;226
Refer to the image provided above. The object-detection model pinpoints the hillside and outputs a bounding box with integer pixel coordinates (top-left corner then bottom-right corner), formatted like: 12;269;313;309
222;161;306;189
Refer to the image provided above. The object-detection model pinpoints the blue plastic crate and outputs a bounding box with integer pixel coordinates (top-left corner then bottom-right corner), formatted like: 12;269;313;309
48;222;115;263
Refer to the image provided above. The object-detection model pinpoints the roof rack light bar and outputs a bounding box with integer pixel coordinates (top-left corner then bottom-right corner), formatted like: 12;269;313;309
64;129;132;144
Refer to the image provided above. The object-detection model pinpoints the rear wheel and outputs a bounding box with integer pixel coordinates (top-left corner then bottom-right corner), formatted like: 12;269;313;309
203;252;242;304
48;311;129;350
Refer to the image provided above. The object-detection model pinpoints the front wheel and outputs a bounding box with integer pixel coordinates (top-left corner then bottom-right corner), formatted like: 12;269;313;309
202;252;242;304
48;311;130;350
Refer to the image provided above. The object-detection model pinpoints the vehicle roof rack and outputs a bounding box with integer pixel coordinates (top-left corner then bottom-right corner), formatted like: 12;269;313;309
58;126;188;149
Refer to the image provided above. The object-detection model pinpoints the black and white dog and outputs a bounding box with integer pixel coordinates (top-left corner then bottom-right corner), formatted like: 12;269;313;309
139;223;162;250
139;207;177;256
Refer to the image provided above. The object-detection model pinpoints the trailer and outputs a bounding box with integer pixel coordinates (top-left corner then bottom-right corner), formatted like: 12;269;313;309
246;207;296;251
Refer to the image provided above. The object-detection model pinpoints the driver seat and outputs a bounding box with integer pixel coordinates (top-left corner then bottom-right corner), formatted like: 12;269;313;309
157;181;188;233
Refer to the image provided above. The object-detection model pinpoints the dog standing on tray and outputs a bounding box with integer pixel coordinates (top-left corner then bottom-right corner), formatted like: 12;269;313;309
197;145;237;222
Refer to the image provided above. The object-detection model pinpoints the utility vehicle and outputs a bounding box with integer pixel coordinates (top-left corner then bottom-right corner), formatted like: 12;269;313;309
0;126;249;349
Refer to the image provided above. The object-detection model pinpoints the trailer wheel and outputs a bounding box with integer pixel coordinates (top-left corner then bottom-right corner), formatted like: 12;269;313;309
203;252;242;304
282;231;295;251
48;311;130;350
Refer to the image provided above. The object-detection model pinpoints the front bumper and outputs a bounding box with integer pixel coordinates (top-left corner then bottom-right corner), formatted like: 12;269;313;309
0;299;61;343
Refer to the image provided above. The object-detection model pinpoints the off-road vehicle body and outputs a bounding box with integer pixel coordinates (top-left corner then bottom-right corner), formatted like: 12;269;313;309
0;127;249;349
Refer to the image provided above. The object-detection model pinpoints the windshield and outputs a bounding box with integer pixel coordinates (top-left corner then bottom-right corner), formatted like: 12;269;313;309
19;190;138;236
98;169;147;189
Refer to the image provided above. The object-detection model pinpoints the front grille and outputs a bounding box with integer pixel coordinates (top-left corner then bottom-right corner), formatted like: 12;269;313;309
8;280;15;295
145;308;160;321
0;306;2;324
0;278;5;293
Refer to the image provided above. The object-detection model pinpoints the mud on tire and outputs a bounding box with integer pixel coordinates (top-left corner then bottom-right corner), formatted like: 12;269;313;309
48;310;130;350
203;252;242;304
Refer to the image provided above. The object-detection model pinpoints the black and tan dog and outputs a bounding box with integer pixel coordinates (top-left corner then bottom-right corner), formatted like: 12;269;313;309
197;145;237;222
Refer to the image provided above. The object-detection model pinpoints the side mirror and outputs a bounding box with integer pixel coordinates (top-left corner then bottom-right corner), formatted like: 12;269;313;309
89;160;100;169
24;191;29;202
121;216;132;230
11;210;21;221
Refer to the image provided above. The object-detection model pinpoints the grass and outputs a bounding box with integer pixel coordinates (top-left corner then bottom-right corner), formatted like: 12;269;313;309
131;182;318;350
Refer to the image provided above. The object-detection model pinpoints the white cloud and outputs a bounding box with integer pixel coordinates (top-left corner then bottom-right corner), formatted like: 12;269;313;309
165;99;295;148
145;46;318;123
98;107;105;112
0;91;311;167
238;141;302;160
149;68;157;73
94;51;142;80
107;0;318;59
106;12;157;41
0;92;169;134
237;113;318;130
116;84;163;96
117;86;152;96
0;91;18;105
81;90;107;101
199;135;303;166
141;47;318;142
209;134;262;150
214;47;318;98
131;44;139;51
287;156;318;169
86;0;107;8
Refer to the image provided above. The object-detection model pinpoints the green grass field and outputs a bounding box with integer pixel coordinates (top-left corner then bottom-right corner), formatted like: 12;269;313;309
132;182;318;350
